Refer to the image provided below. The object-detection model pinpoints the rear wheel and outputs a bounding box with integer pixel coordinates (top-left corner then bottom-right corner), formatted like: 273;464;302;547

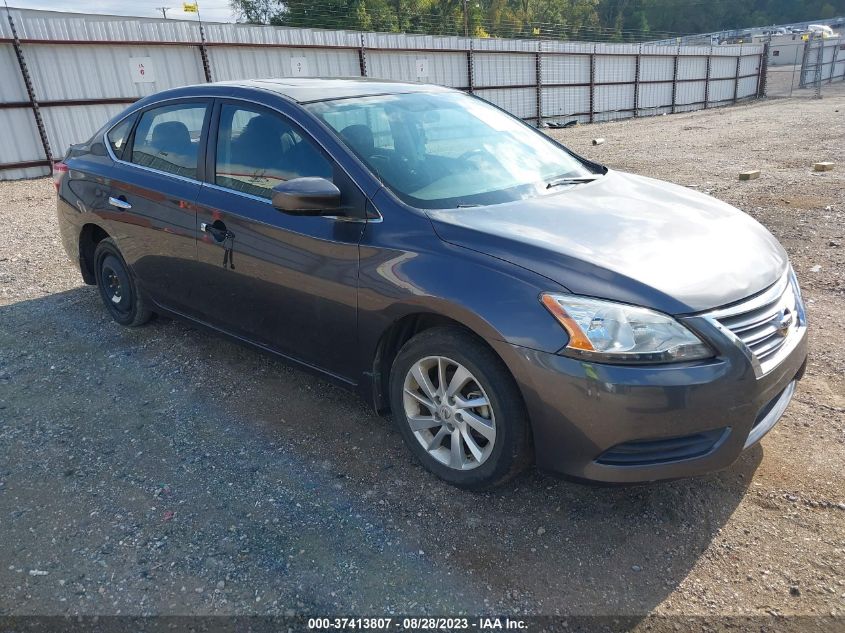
93;238;152;327
389;327;531;489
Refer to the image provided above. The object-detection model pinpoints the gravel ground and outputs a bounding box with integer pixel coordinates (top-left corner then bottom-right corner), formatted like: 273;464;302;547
1;88;844;628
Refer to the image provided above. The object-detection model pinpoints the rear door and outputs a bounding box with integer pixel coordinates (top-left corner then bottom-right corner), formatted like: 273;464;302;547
190;100;367;381
106;99;211;314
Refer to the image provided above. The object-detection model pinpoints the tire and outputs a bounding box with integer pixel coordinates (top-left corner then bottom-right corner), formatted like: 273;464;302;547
389;326;532;490
93;238;152;327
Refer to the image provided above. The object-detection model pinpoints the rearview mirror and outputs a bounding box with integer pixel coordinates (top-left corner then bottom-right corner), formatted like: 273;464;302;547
271;177;342;215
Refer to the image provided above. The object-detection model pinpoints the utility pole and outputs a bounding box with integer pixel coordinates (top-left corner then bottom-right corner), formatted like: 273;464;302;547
156;7;170;19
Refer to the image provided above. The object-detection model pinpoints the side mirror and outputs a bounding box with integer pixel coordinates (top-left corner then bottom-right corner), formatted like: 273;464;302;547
271;177;342;215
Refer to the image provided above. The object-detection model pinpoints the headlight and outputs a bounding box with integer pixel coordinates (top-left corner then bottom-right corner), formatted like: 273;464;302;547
540;293;714;364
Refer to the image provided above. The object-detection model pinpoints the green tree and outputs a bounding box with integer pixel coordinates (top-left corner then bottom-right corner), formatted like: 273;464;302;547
230;0;845;40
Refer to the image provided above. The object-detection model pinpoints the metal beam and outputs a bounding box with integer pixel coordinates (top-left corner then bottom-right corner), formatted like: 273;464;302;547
0;97;138;109
0;158;52;171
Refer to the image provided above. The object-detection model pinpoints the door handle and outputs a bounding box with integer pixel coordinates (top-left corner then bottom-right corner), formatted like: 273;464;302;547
200;222;234;242
108;196;132;210
201;221;236;270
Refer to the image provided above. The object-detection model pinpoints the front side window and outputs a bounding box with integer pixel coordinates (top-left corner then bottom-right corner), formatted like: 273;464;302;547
106;116;134;159
215;104;332;199
130;103;207;179
305;91;595;209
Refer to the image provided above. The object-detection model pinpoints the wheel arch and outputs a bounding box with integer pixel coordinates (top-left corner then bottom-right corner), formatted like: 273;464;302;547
78;223;111;285
369;309;523;417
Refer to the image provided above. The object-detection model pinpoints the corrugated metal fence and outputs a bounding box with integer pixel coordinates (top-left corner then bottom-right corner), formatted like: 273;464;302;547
0;7;766;181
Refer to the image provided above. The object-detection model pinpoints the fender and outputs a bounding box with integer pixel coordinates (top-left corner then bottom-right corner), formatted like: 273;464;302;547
356;188;572;404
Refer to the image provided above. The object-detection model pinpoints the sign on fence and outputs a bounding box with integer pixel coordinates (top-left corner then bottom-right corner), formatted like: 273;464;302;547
290;57;309;76
129;57;155;83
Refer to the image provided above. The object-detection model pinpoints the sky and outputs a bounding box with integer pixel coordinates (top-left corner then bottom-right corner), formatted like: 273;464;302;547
12;0;238;23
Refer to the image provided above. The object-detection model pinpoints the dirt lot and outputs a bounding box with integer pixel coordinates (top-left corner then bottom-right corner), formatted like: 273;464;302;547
1;87;844;628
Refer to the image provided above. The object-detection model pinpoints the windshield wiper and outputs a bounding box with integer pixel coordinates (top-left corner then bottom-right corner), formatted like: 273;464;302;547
545;175;602;189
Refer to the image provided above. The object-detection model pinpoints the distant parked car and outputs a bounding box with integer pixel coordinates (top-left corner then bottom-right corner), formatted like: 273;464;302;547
55;79;808;489
807;24;837;38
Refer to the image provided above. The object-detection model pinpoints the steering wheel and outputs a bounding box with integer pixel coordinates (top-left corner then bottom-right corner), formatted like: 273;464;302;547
458;148;497;171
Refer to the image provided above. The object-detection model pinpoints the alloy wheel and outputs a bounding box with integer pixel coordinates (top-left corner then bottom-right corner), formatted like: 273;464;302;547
402;356;496;471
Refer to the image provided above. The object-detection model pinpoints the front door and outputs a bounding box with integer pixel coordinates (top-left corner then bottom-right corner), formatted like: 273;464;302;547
191;101;366;382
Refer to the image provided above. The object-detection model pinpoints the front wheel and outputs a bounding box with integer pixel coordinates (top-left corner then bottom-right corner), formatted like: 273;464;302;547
389;327;532;489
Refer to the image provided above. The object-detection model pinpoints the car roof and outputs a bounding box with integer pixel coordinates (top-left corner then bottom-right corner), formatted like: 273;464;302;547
210;78;456;103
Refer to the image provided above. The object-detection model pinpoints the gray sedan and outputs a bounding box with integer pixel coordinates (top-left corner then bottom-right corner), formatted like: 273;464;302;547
54;78;808;488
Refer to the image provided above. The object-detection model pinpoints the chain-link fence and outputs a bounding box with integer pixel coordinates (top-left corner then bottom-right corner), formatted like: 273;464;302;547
765;35;845;98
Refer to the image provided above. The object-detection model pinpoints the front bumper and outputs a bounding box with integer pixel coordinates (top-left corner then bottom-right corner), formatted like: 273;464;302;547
500;315;807;484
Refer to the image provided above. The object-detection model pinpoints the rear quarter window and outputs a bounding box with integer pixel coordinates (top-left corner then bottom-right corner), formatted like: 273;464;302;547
106;116;135;160
130;103;208;179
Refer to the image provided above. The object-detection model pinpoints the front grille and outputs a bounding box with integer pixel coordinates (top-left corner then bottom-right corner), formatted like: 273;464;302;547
707;270;805;375
719;285;795;361
596;428;728;466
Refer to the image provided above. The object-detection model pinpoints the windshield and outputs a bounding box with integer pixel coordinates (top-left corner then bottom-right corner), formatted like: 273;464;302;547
305;92;596;209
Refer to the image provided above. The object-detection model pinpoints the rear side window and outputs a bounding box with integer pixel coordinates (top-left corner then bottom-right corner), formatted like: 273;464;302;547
107;116;134;159
214;103;332;199
130;103;207;179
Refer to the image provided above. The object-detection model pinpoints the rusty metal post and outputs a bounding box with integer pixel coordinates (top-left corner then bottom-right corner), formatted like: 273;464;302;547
633;45;641;117
467;41;474;93
5;8;52;165
197;21;212;82
671;48;680;114
813;38;824;98
535;43;543;127
358;32;368;77
588;47;595;124
704;47;712;108
757;43;769;97
798;40;810;88
733;55;741;103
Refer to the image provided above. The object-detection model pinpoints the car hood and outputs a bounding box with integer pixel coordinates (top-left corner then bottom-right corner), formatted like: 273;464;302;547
426;170;788;314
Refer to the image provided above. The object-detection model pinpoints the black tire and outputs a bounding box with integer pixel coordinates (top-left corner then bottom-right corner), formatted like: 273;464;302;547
93;238;152;327
389;326;532;490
